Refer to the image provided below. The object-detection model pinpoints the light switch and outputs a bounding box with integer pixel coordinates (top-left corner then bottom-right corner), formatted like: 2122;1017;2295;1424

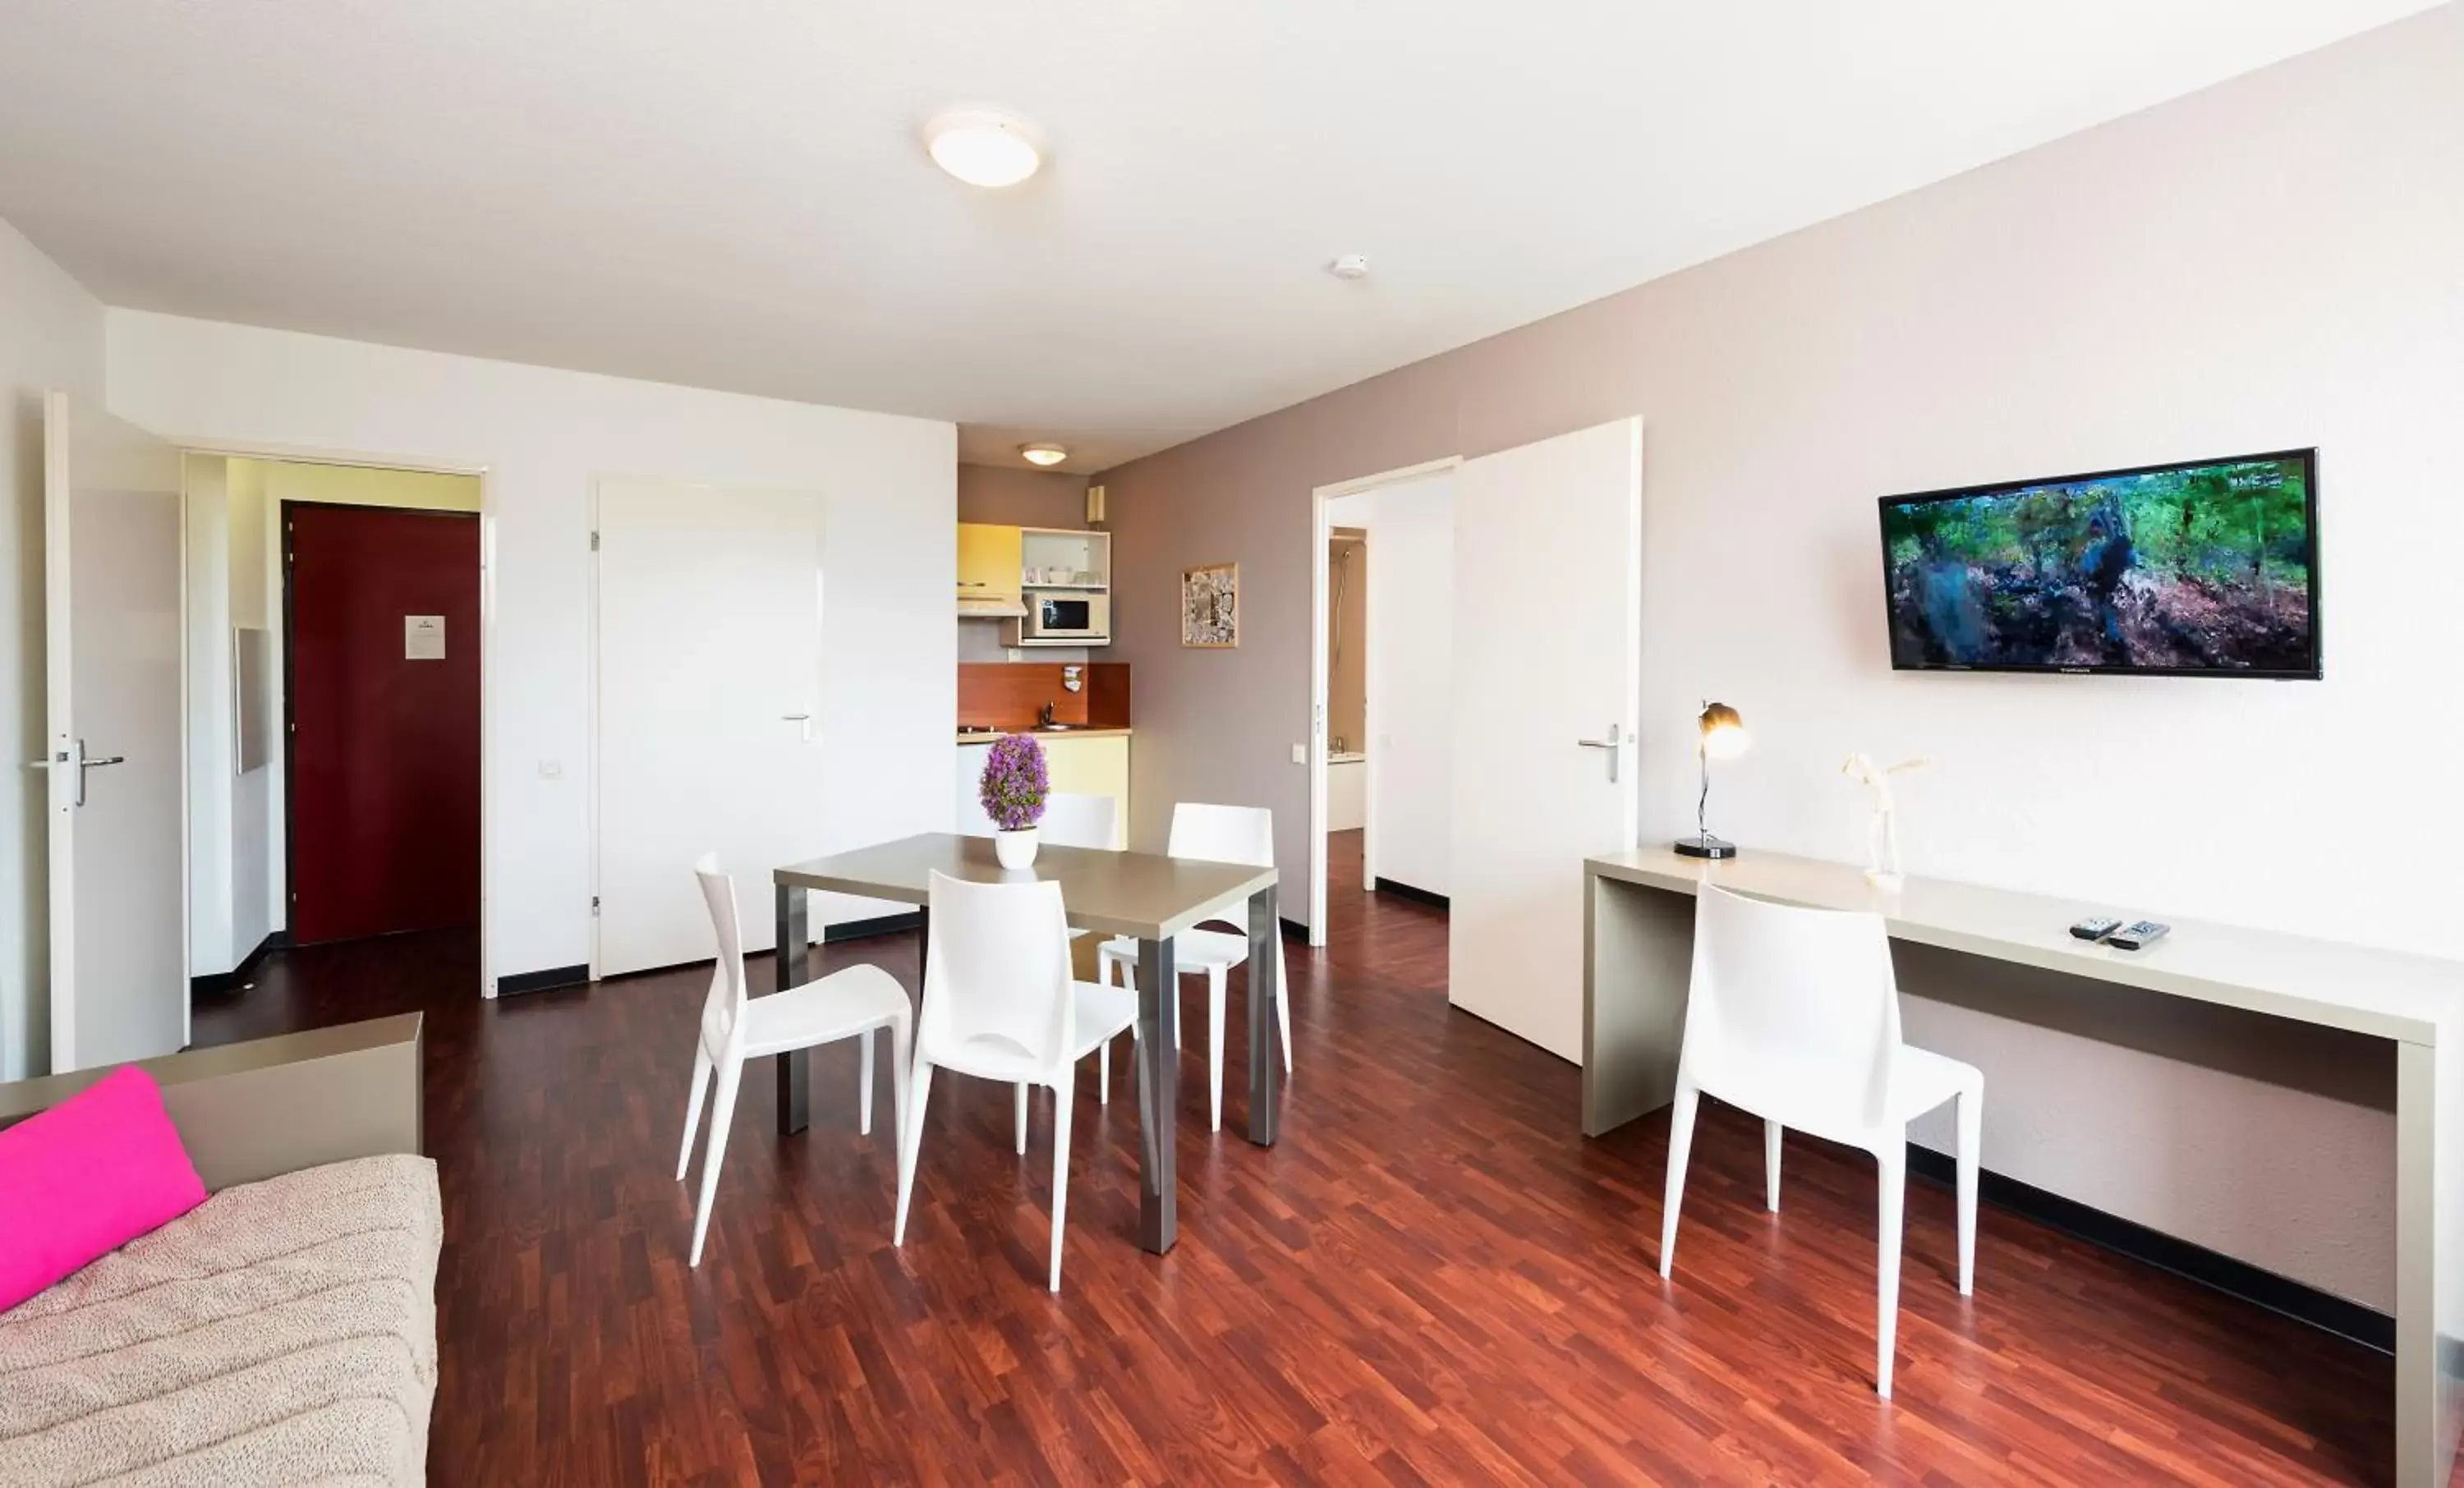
538;760;564;779
1290;743;1307;765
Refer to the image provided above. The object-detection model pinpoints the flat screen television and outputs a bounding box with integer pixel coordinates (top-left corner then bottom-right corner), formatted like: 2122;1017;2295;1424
1878;448;2319;678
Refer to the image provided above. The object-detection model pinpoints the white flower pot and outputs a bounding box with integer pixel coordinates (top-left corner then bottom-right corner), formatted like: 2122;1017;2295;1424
995;827;1040;870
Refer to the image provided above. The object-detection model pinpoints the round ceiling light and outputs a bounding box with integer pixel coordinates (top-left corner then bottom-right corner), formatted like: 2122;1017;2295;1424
926;109;1043;188
1020;443;1069;467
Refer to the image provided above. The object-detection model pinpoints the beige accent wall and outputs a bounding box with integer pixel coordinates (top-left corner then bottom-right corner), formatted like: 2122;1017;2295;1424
1095;6;2464;1308
957;462;1087;530
1326;530;1368;754
238;457;482;513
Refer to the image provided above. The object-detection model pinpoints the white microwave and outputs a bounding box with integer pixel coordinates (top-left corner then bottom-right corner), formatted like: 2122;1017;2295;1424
1015;591;1110;645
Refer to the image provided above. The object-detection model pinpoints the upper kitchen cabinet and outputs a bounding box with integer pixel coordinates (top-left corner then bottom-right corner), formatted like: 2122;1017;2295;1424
1020;527;1110;590
956;522;1026;617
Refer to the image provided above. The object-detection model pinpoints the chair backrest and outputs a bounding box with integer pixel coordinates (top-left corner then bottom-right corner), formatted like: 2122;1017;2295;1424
692;852;751;1054
1166;802;1273;868
918;870;1076;1077
1039;792;1119;851
1680;884;1902;1142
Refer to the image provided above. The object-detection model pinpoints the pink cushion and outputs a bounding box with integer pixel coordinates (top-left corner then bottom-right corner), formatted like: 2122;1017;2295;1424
0;1065;207;1312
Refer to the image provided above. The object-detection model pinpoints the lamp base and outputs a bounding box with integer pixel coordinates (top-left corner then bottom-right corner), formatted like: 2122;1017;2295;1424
1674;834;1739;861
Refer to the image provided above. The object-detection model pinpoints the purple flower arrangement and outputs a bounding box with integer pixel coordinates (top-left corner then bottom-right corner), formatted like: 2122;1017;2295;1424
977;733;1049;832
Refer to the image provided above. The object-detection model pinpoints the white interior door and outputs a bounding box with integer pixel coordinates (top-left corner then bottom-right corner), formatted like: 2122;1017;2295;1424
595;479;825;977
44;392;188;1072
1448;417;1642;1061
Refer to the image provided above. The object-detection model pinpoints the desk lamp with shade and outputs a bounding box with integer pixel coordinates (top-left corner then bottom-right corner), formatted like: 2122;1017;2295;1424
1675;701;1750;859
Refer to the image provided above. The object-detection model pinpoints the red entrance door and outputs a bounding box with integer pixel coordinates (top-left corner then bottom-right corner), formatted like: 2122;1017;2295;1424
286;504;480;944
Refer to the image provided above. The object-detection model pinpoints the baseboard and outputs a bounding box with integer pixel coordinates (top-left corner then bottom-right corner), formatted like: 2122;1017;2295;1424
1373;877;1449;910
190;930;291;997
497;962;591;998
822;912;922;944
1905;1145;2393;1354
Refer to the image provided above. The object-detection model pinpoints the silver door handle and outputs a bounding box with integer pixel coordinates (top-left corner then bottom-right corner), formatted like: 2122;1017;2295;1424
1576;723;1628;783
780;713;811;721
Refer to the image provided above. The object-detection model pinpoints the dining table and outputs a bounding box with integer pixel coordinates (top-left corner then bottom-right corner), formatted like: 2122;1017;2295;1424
770;831;1281;1254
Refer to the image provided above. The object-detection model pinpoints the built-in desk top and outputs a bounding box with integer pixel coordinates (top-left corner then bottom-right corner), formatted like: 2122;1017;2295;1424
1588;846;2464;1046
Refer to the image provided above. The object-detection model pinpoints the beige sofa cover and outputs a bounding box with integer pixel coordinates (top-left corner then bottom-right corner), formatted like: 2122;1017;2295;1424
0;1153;441;1487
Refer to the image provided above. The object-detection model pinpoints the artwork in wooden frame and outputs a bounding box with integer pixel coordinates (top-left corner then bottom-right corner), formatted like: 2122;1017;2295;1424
1181;561;1239;649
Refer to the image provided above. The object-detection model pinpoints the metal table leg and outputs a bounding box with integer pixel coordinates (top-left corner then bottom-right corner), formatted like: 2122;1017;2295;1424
1133;934;1179;1252
1247;883;1280;1146
774;882;809;1134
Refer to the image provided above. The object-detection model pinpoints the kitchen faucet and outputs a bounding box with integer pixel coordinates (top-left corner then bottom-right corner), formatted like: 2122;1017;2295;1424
1039;700;1056;728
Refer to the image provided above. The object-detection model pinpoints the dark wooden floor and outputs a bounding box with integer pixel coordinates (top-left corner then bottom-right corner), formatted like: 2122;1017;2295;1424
195;829;2405;1486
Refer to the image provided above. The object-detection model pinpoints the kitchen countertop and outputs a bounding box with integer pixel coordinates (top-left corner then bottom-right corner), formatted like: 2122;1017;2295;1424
955;726;1133;743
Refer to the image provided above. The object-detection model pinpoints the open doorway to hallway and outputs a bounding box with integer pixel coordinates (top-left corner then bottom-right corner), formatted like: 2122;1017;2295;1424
185;456;485;1017
1312;468;1455;940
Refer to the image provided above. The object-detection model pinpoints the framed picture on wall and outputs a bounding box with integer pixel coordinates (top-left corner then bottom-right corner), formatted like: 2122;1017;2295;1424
1182;561;1239;649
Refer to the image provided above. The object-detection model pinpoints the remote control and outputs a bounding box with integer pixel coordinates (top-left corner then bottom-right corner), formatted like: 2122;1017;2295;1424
2106;920;2171;951
2069;916;2122;942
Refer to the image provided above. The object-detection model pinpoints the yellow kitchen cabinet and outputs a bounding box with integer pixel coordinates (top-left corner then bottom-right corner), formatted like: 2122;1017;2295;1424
1041;733;1130;848
956;522;1023;610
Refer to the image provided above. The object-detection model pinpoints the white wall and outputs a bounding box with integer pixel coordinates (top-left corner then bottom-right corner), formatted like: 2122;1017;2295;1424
1368;475;1452;898
0;219;104;1078
183;454;236;976
1100;7;2464;1308
1326;475;1455;898
110;311;956;985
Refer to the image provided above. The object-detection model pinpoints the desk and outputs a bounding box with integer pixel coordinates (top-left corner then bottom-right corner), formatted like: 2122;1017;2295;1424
1583;846;2464;1487
774;832;1280;1253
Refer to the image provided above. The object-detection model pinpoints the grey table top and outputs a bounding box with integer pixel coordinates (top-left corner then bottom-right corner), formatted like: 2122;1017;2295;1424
779;832;1276;941
1589;845;2464;1046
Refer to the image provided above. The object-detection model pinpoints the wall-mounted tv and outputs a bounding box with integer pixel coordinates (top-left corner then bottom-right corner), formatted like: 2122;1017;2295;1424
1878;448;2319;678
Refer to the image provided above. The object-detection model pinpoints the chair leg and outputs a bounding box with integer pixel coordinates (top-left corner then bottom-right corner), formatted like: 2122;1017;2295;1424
1014;1083;1030;1155
1048;1080;1074;1293
859;1027;876;1137
1764;1119;1783;1212
890;1017;913;1160
894;1059;935;1245
1876;1143;1907;1399
688;1055;742;1268
676;1045;713;1183
1657;1082;1699;1279
1099;1038;1111;1105
1207;965;1227;1132
1956;1086;1981;1297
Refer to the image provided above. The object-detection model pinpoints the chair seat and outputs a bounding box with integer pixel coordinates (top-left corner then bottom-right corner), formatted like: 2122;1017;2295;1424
734;963;910;1059
1887;1044;1983;1123
933;980;1138;1083
1098;927;1248;972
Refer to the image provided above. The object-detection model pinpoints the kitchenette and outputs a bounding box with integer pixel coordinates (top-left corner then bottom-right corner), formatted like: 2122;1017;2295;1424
954;497;1132;846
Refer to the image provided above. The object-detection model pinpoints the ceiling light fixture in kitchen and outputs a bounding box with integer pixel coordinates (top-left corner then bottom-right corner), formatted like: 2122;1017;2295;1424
1020;443;1069;466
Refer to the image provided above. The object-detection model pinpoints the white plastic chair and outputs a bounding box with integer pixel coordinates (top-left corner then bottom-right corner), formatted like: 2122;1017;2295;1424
1657;884;1982;1399
894;870;1138;1293
1038;792;1118;855
1096;802;1291;1132
1009;792;1119;1151
676;854;913;1267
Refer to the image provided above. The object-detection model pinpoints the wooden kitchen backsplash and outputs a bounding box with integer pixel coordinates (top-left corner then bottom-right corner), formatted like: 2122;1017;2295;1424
957;663;1131;730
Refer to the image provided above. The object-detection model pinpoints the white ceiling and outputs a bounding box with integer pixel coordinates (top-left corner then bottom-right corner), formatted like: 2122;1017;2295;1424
0;2;2435;474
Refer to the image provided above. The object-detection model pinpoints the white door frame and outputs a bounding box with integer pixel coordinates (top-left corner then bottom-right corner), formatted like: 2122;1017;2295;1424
1308;456;1458;946
172;438;499;999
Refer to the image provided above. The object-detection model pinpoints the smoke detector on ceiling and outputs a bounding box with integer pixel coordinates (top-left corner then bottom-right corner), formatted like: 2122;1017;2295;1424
1327;254;1371;281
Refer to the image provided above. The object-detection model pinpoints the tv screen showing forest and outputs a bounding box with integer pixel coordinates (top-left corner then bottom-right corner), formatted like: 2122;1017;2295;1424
1880;451;2318;677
